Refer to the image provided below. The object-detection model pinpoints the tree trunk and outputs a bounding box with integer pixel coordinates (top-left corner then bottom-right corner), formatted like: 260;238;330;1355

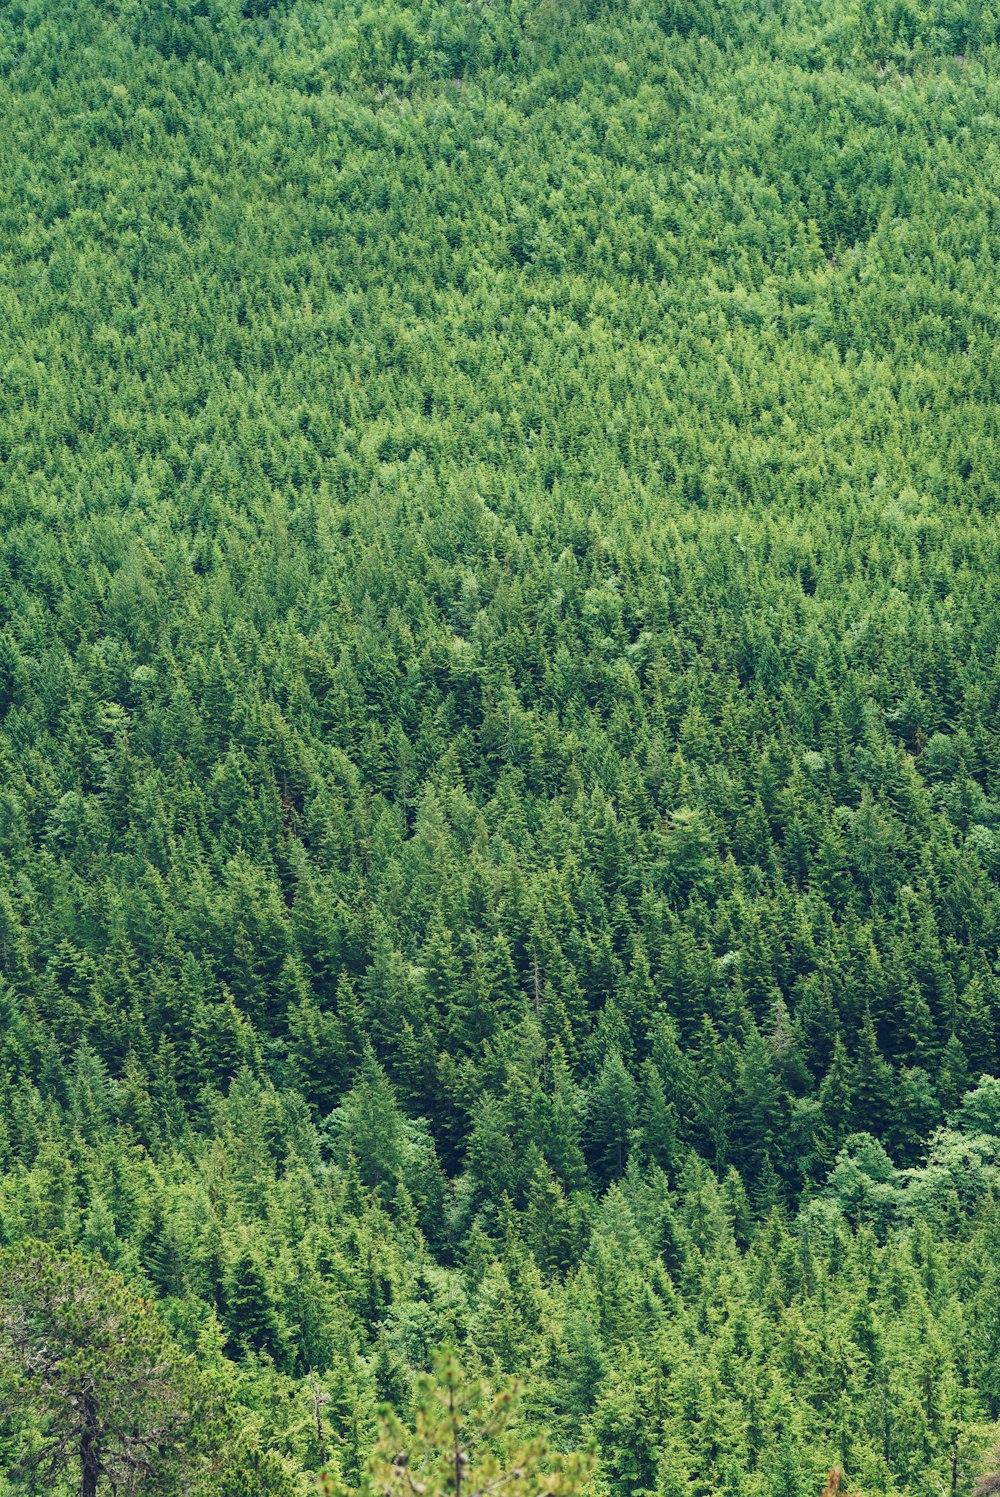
80;1406;101;1497
81;1442;100;1497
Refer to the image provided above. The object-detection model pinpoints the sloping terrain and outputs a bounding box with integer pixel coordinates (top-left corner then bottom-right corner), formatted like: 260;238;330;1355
0;0;999;1492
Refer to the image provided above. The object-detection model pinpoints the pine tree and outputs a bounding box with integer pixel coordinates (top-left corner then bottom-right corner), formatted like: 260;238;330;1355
223;1247;286;1365
587;1048;639;1185
0;1241;216;1497
321;1350;591;1497
851;1007;892;1136
817;1035;854;1165
638;1058;679;1174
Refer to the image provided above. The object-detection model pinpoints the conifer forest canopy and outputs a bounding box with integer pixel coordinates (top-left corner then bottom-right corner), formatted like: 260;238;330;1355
0;0;999;1492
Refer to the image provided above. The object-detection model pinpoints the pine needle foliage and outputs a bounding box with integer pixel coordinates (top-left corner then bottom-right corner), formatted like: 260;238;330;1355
321;1353;593;1497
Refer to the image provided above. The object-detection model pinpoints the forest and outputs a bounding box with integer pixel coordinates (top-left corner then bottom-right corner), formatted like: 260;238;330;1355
0;0;998;1492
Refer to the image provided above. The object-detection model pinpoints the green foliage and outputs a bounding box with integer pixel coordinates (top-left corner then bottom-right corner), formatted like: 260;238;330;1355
0;0;998;1491
0;1240;217;1495
320;1350;593;1497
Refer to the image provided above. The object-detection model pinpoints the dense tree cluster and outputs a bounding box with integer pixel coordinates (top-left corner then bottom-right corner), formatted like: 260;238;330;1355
0;0;999;1492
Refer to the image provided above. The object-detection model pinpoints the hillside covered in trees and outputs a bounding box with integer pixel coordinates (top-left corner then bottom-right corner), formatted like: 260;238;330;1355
0;0;999;1492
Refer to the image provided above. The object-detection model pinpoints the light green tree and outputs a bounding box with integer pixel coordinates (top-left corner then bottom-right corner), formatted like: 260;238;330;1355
321;1351;592;1497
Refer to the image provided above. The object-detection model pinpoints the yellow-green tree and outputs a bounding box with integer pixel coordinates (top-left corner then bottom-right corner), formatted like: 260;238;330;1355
321;1352;592;1497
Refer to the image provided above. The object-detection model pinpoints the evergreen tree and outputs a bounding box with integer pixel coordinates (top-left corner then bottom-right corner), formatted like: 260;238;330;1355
587;1049;639;1185
0;1242;216;1497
